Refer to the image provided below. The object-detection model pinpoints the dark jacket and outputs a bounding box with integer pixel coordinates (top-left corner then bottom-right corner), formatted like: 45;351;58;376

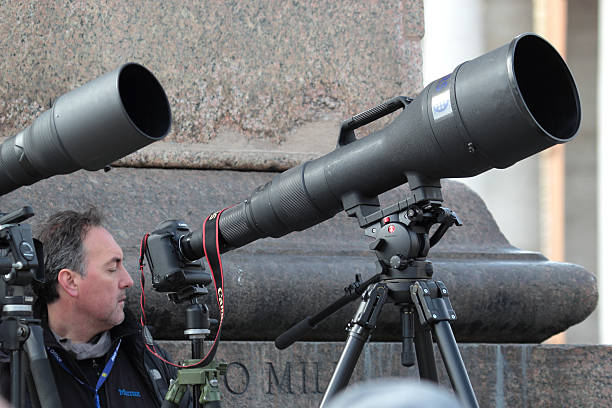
1;309;190;408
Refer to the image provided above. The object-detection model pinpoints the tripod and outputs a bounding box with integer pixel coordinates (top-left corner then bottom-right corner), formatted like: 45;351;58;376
275;191;479;408
142;219;227;408
161;285;226;408
0;206;62;408
1;283;63;408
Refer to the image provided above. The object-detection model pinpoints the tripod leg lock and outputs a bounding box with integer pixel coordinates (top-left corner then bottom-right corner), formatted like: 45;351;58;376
350;283;388;331
410;281;457;325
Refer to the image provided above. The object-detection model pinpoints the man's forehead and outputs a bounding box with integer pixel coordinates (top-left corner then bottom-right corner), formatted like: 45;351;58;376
83;226;123;260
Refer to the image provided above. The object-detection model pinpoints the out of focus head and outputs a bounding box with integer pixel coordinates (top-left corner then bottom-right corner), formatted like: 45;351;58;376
325;379;463;408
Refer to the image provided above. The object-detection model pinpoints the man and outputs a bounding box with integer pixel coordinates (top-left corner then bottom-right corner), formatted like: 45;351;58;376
2;207;188;407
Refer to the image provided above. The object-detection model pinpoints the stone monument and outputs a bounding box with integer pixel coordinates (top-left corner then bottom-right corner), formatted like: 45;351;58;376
0;1;608;407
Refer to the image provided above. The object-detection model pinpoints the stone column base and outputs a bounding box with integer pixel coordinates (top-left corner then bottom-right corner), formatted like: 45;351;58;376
158;341;612;407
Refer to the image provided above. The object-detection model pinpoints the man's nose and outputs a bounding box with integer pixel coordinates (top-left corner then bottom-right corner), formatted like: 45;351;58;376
120;266;134;288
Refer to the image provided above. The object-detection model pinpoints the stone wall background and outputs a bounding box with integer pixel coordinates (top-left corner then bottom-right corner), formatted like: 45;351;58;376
0;1;423;170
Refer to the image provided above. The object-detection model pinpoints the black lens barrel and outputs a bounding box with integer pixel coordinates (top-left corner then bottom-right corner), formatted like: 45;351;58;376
0;63;171;195
180;33;580;259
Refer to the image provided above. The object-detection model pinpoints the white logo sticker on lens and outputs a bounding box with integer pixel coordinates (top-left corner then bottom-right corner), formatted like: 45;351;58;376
432;90;453;120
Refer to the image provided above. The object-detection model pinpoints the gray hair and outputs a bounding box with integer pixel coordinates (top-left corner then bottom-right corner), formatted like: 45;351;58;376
33;206;103;305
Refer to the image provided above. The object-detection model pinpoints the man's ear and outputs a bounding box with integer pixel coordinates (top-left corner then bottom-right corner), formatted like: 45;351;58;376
56;269;79;298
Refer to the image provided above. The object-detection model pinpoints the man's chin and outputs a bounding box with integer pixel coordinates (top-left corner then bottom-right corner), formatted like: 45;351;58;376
113;310;126;326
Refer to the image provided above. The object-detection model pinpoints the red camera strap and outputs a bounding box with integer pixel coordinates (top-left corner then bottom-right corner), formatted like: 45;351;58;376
199;209;227;366
138;209;227;368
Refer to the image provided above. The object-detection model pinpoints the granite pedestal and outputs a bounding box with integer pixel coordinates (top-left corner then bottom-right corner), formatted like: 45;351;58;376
0;167;603;407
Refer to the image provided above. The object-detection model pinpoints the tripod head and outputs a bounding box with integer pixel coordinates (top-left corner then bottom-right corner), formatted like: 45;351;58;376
0;206;45;348
274;181;462;348
0;206;43;290
350;182;462;277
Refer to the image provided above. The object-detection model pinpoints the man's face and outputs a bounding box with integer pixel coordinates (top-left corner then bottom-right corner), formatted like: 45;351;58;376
74;226;133;333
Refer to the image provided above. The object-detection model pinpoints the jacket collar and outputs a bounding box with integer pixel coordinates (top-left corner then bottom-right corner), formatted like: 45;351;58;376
41;306;141;349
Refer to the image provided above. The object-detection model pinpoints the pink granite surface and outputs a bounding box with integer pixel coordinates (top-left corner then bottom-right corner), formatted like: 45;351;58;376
0;1;423;170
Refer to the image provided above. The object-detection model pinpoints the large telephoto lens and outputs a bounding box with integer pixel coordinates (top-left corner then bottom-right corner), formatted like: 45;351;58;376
180;33;581;258
0;63;171;195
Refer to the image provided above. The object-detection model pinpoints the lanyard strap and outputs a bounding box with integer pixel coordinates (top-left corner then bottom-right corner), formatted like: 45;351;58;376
48;339;122;408
138;209;230;369
200;209;227;366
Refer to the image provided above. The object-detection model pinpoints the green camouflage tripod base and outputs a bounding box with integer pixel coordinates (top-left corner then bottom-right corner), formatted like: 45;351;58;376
165;359;228;407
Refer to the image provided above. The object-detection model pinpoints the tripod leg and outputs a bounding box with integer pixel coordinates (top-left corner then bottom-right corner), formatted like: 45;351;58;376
411;280;478;407
319;325;369;407
24;325;63;408
399;305;439;381
432;321;478;408
10;350;21;408
319;283;388;408
192;338;204;408
414;322;439;382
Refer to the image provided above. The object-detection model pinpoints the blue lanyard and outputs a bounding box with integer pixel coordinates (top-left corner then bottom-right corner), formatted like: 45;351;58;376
48;339;122;408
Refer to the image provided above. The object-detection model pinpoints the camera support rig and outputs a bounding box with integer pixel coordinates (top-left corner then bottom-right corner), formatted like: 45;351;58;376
0;206;62;408
275;183;480;408
143;220;227;408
